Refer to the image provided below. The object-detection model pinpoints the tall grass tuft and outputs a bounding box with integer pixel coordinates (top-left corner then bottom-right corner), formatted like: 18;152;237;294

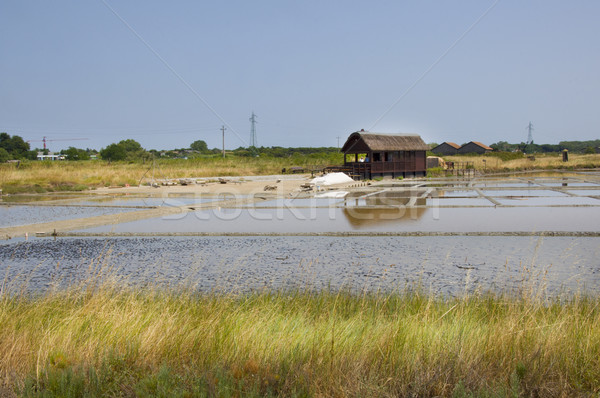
1;270;599;397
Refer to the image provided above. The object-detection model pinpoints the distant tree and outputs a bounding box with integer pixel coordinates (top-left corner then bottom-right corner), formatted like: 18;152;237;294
0;147;9;163
559;140;600;153
100;143;127;161
100;139;147;161
62;147;90;161
0;133;9;148
119;139;143;153
0;132;31;159
490;141;515;152
585;146;596;154
539;144;560;153
190;140;208;152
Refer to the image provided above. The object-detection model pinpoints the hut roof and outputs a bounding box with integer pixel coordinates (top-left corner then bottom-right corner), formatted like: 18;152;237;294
342;131;430;153
431;142;460;151
443;142;460;149
469;141;492;150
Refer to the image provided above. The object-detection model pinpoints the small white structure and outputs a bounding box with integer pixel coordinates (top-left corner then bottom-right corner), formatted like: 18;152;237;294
37;152;65;161
310;172;353;186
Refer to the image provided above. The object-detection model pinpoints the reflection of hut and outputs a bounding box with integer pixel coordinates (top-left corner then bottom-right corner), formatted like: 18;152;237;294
342;189;428;228
342;130;430;180
431;142;460;155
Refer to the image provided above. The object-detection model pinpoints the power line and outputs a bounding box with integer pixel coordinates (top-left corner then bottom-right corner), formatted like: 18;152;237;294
99;0;248;146
221;125;226;158
526;121;534;145
4;125;220;137
249;112;258;148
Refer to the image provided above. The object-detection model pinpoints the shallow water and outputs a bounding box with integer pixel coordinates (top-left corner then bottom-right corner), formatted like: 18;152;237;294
567;189;600;196
2;173;599;297
1;236;597;296
472;182;542;188
493;196;600;206
0;194;89;203
69;196;216;207
76;205;600;233
479;189;569;197
537;182;600;187
437;190;480;197
0;205;141;228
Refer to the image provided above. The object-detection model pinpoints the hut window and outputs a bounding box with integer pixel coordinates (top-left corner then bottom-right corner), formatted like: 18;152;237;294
373;152;381;162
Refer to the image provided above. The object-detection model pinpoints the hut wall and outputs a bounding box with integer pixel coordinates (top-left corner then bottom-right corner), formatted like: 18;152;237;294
342;132;429;179
431;143;459;155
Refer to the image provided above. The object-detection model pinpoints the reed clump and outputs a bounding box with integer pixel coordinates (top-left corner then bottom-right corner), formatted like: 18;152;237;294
0;279;599;397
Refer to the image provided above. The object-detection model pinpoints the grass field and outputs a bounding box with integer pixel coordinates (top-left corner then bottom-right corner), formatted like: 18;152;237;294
0;275;599;397
0;155;341;194
444;152;600;174
1;153;599;194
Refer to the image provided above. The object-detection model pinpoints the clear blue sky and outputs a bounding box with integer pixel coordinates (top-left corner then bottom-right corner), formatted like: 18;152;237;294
1;1;599;152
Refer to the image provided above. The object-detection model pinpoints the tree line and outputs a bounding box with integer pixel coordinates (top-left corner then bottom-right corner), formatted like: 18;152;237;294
2;131;598;164
0;134;341;162
490;140;600;154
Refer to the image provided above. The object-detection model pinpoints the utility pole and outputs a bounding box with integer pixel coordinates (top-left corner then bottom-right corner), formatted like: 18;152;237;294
337;136;341;149
526;121;534;145
249;112;257;148
221;125;226;158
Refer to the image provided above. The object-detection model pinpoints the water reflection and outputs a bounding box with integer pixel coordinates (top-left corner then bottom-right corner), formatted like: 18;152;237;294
342;189;428;227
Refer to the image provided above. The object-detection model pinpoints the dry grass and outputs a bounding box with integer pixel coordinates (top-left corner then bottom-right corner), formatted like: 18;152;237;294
0;155;339;193
1;153;598;194
444;153;600;173
0;274;599;397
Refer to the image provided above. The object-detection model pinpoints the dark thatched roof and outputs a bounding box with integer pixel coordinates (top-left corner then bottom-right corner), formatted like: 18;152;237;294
342;131;430;153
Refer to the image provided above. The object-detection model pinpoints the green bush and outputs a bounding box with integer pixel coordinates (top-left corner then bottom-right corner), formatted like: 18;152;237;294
0;147;9;163
427;167;444;177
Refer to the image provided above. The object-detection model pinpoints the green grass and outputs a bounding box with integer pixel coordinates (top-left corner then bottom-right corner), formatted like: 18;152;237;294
426;167;444;177
1;276;599;397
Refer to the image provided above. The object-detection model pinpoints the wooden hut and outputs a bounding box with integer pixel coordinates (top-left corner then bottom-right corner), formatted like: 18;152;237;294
431;142;460;155
341;130;430;179
457;141;492;154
